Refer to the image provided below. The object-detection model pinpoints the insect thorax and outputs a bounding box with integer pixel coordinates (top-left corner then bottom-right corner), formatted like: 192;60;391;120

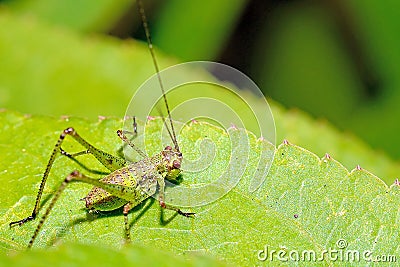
83;146;182;211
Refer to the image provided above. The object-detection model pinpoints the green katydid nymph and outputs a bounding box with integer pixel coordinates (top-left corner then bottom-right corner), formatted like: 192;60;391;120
9;0;194;248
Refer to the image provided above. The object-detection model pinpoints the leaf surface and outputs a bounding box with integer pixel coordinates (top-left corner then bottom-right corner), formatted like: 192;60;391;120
1;110;399;265
0;9;399;185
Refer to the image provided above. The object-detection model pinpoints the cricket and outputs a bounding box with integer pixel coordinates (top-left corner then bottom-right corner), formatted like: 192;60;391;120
9;0;195;248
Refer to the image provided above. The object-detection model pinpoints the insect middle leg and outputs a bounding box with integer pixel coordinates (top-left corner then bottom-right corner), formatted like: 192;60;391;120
117;116;148;158
156;178;195;218
123;203;133;242
9;127;126;227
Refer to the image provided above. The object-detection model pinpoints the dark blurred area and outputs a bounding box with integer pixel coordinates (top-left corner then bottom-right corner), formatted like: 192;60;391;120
221;0;380;100
121;0;400;160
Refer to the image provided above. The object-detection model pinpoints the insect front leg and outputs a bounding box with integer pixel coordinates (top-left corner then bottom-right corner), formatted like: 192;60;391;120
9;127;125;228
157;178;195;218
117;130;147;159
121;116;138;136
117;116;147;159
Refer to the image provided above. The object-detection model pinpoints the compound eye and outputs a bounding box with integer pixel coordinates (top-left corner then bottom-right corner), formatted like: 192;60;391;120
173;160;181;169
165;145;172;150
177;152;182;157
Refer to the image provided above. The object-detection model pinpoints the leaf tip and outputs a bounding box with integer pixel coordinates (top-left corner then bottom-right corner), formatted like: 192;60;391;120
321;153;332;163
282;139;290;145
229;123;238;130
258;136;265;142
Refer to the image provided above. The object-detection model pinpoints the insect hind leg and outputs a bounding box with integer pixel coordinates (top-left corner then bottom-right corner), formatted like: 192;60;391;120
9;127;125;228
25;170;137;248
25;170;108;248
63;127;126;172
60;148;90;158
26;170;79;248
59;148;109;175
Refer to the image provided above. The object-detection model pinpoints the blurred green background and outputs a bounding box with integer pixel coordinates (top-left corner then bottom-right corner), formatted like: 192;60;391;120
1;0;399;162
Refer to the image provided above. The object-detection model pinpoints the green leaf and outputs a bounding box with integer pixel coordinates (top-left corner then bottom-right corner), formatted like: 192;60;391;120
0;9;399;187
272;100;400;186
2;3;399;266
0;242;227;267
1;110;399;265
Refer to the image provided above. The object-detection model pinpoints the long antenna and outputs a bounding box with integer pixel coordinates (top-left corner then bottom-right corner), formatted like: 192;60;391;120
137;0;180;152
